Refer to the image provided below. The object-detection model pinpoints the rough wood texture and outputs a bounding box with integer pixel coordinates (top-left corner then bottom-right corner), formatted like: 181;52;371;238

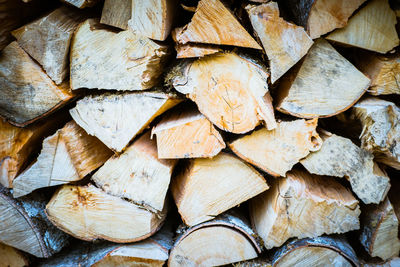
70;92;181;152
70;19;169;91
100;0;131;30
172;152;269;226
46;184;167;242
167;52;276;134
276;39;370;119
0;243;29;267
0;42;74;127
326;0;399;53
12;121;112;198
251;169;360;249
152;107;225;159
246;2;313;83
301;132;391;204
62;0;99;8
230;119;322;177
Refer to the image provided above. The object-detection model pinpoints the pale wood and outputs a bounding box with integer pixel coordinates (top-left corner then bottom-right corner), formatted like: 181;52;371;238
62;0;100;8
152;108;225;158
70;92;181;152
172;152;269;226
46;184;166;242
364;258;400;267
326;0;399;53
167;52;276;134
301;132;391;204
0;42;74;127
229;118;322;177
276;38;370;119
100;0;131;30
0;243;29;267
246;2;313;83
70;19;169;91
251;169;360;249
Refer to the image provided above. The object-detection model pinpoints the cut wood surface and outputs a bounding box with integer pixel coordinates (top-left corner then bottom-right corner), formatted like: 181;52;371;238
301;132;391;204
70;19;170;91
62;0;99;8
100;0;131;30
0;42;74;127
251;169;360;249
12;121;112;198
168;52;276;133
152;107;225;159
276;38;370;119
364;258;400;267
246;2;313;83
46;184;166;242
230;118;322;177
0;243;29;267
70;92;181;152
172;152;269;226
326;0;399;53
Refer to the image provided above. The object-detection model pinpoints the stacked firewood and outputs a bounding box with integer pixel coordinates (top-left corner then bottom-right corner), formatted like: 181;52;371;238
1;0;400;266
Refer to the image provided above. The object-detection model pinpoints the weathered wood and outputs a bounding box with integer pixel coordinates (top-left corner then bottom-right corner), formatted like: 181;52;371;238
276;38;370;119
100;0;131;30
251;169;360;249
229;119;322;177
62;0;100;8
12;121;112;198
69;92;181;152
0;243;29;267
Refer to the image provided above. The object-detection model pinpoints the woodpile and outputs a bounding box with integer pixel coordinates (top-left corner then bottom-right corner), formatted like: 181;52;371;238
0;0;399;266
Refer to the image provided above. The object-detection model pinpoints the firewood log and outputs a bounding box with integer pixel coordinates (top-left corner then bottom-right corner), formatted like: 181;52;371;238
300;131;391;204
276;38;370;119
0;186;69;258
69;92;181;152
364;258;400;267
46;184;167;242
229;118;322;177
251;169;360;249
167;52;276;134
0;42;75;127
12;6;85;84
152;107;225;159
70;19;170;91
168;212;262;266
171;152;269;226
62;0;100;8
100;0;131;30
175;0;262;49
235;258;272;267
246;2;313;83
0;243;29;267
326;0;399;54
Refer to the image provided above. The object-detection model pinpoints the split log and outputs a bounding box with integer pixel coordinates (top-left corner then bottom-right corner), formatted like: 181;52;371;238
0;186;69;258
168;212;262;266
229;118;322;177
69;92;181;152
246;2;313;83
175;0;262;49
167;52;276;134
360;198;400;260
152;107;225;159
70;19;170;91
300;132;391;204
0;243;29;267
276;38;370;119
100;0;131;30
0;42;74;127
12;6;85;84
250;169;360;249
364;258;400;267
326;0;399;54
172;152;268;226
46;184;167;242
62;0;100;8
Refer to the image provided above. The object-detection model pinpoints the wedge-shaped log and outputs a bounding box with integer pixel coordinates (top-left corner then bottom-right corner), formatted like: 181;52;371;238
172;152;268;226
100;0;131;30
230;119;322;177
276;39;370;119
70;19;169;91
246;2;313;83
62;0;99;8
0;42;74;126
301;132;391;204
175;0;262;49
12;6;85;84
12;121;112;197
46;184;166;242
326;0;399;54
167;52;276;133
70;92;181;152
0;186;69;258
0;243;29;267
168;212;262;266
251;169;360;249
